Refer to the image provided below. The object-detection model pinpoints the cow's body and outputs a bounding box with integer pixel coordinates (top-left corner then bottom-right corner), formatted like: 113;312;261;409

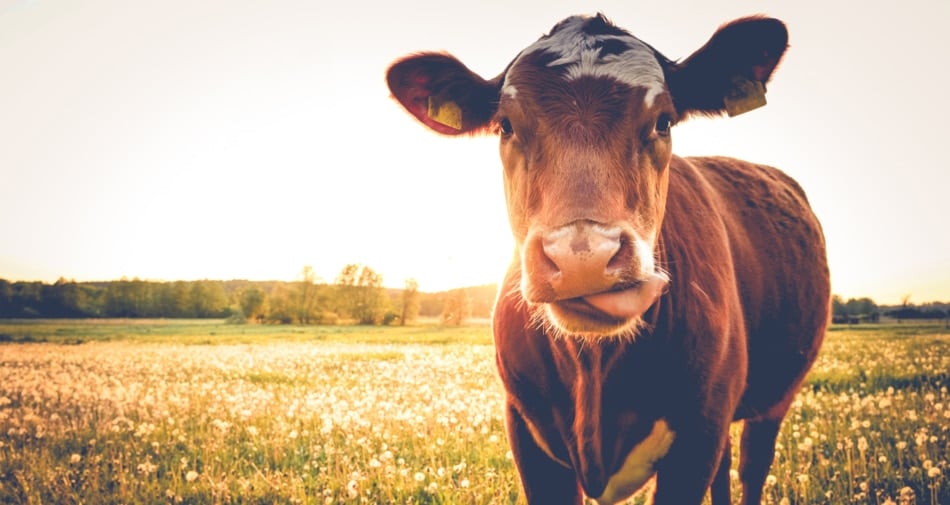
494;155;828;503
387;13;830;505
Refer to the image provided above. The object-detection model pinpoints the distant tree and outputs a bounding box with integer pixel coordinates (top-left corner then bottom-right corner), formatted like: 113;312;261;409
400;278;421;326
103;278;135;317
334;264;389;325
152;283;177;317
266;284;295;324
0;279;11;304
831;294;846;318
190;280;228;318
53;278;90;317
900;294;912;307
296;265;325;324
240;285;267;323
0;279;13;317
832;295;878;324
336;264;360;287
845;297;877;319
0;281;43;317
128;278;153;316
354;266;388;325
441;288;471;326
171;281;193;317
334;264;359;319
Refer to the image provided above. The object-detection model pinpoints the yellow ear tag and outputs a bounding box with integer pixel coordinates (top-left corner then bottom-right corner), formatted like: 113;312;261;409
724;76;767;117
427;96;463;130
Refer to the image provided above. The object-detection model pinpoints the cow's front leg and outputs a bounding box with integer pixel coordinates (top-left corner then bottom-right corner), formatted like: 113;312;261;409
652;422;730;505
505;403;581;505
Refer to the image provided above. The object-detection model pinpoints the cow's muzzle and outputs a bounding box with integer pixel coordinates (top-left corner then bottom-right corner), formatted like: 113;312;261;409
522;220;668;328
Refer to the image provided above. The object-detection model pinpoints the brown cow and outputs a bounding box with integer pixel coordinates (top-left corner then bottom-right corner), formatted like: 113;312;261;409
386;13;829;505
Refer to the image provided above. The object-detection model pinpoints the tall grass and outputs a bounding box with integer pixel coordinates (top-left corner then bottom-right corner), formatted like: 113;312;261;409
0;321;946;504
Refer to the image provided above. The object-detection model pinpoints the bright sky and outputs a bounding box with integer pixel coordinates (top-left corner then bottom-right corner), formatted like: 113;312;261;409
1;0;948;304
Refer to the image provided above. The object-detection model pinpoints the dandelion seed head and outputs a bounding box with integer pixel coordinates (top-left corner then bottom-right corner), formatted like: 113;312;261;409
136;460;157;475
899;486;916;504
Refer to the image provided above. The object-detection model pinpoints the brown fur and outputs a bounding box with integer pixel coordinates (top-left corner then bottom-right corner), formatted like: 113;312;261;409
494;155;828;503
386;14;830;505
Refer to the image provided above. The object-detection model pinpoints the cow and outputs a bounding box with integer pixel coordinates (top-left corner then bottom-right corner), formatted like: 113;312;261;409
386;13;830;505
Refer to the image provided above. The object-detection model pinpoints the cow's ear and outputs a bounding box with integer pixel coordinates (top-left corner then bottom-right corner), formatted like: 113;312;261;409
667;17;788;119
387;53;501;136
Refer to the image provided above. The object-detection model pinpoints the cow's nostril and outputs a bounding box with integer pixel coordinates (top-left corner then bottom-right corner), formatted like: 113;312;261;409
537;241;561;277
525;222;631;301
607;236;634;272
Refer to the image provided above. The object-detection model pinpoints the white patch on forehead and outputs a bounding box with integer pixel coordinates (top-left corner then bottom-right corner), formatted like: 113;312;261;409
502;15;666;107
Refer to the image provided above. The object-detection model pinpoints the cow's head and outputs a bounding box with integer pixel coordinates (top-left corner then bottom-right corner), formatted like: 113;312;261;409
387;14;787;339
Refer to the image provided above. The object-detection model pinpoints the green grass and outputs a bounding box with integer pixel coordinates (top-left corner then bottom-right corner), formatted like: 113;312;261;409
0;318;494;345
0;320;946;504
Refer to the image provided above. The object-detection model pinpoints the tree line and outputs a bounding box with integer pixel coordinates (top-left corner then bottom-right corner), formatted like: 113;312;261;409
831;294;949;324
0;265;496;325
7;273;943;327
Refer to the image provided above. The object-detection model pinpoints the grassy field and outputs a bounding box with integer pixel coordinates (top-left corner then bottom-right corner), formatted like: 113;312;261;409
0;320;947;504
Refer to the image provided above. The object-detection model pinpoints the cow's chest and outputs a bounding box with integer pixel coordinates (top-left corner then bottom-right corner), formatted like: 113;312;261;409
505;338;675;504
519;409;676;504
589;419;675;504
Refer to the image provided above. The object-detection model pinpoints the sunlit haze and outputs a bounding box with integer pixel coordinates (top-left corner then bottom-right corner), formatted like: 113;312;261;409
1;0;948;303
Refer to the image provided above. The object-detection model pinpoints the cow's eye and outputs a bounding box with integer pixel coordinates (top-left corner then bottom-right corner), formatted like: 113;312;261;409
499;117;514;137
655;113;672;136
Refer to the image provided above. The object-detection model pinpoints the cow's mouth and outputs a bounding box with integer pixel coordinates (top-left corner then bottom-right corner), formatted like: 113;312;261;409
543;271;669;337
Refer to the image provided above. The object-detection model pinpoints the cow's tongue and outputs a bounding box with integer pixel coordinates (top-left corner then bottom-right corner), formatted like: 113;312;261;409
581;272;669;319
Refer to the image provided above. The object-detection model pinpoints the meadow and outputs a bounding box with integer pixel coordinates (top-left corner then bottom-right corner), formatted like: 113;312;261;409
0;320;946;504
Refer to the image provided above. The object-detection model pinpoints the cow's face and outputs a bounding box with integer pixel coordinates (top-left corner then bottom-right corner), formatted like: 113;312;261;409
387;14;787;338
